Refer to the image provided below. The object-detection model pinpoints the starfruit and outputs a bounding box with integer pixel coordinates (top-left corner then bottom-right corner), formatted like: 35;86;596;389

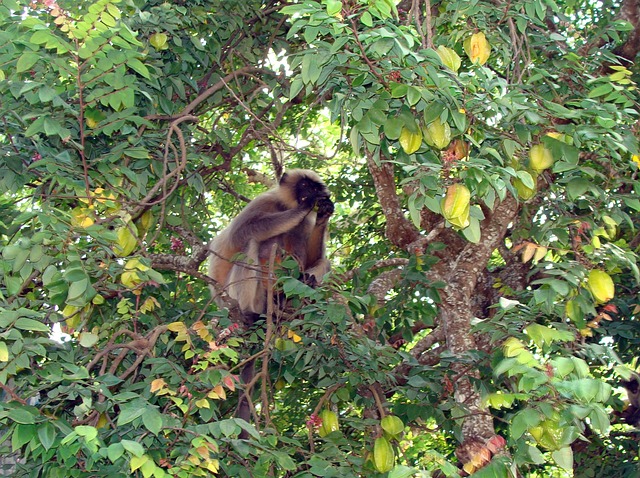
121;258;149;289
512;175;537;201
380;415;404;438
113;222;138;257
463;32;491;65
529;144;554;172
373;436;395;473
318;409;339;437
423;118;451;150
399;127;422;154
529;418;564;451
441;183;471;229
436;45;461;73
587;269;615;304
149;32;168;50
136;210;154;238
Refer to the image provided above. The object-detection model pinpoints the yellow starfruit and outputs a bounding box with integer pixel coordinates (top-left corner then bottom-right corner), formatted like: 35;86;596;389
423;118;452;150
529;144;554;172
399;127;422;154
441;183;471;229
463;32;491;65
587;269;615;304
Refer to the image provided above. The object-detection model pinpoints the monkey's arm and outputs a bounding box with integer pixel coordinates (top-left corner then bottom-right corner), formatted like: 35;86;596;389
229;204;312;246
305;197;334;273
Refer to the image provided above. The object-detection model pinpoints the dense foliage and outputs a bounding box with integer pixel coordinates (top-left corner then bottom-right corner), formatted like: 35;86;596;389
1;0;640;476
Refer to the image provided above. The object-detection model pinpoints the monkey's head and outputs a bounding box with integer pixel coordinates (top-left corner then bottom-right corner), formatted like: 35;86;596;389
279;169;332;209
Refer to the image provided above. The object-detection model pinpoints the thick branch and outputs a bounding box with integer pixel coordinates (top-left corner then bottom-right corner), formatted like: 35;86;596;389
366;153;420;249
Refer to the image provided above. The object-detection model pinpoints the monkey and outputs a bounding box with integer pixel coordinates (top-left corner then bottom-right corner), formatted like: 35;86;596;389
208;169;334;434
618;372;640;427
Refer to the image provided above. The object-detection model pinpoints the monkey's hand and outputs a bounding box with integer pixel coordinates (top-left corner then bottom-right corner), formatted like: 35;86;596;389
315;197;334;220
298;192;319;210
301;272;319;288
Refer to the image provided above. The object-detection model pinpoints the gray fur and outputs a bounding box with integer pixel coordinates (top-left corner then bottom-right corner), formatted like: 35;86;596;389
208;169;333;314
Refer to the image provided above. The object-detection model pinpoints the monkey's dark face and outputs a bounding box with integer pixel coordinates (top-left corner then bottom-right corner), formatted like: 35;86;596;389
293;177;330;205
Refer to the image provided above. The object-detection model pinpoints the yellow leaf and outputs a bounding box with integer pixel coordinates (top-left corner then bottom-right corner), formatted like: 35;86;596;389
195;398;210;409
167;321;187;333
140;296;159;313
124;258;149;272
150;378;167;393
521;242;537;263
130;454;149;472
0;342;8;362
287;329;302;343
120;270;142;289
70;207;94;228
435;45;461;72
204;459;220;473
208;384;226;400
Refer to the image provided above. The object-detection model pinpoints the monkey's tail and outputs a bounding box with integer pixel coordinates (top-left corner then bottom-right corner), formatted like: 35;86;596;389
237;359;255;439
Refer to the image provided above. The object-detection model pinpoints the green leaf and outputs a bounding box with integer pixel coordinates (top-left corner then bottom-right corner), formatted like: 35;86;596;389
588;83;613;98
511;408;540;439
8;407;37;424
16;51;40;72
127;58;150;78
389;465;418;478
383;116;403;140
462;216;481;243
566;178;592;200
37;422;56;451
121;439;145;457
107;442;125;462
75;425;98;440
551;447;574;471
67;277;89;302
142;408;163;436
14;317;50;332
272;451;296;471
325;0;342;16
78;332;99;347
117;405;146;426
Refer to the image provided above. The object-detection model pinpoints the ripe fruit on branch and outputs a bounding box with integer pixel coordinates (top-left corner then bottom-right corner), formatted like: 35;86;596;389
587;269;615;304
373;436;395;473
463;32;491;65
441;183;471;229
317;409;339;437
529;144;554;172
423;118;451;150
399;127;422;154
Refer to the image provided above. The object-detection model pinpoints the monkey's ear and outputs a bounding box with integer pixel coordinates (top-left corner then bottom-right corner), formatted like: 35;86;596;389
279;172;289;185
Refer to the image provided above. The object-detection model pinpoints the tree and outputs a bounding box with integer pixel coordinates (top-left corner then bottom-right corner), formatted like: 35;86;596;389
1;0;640;476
